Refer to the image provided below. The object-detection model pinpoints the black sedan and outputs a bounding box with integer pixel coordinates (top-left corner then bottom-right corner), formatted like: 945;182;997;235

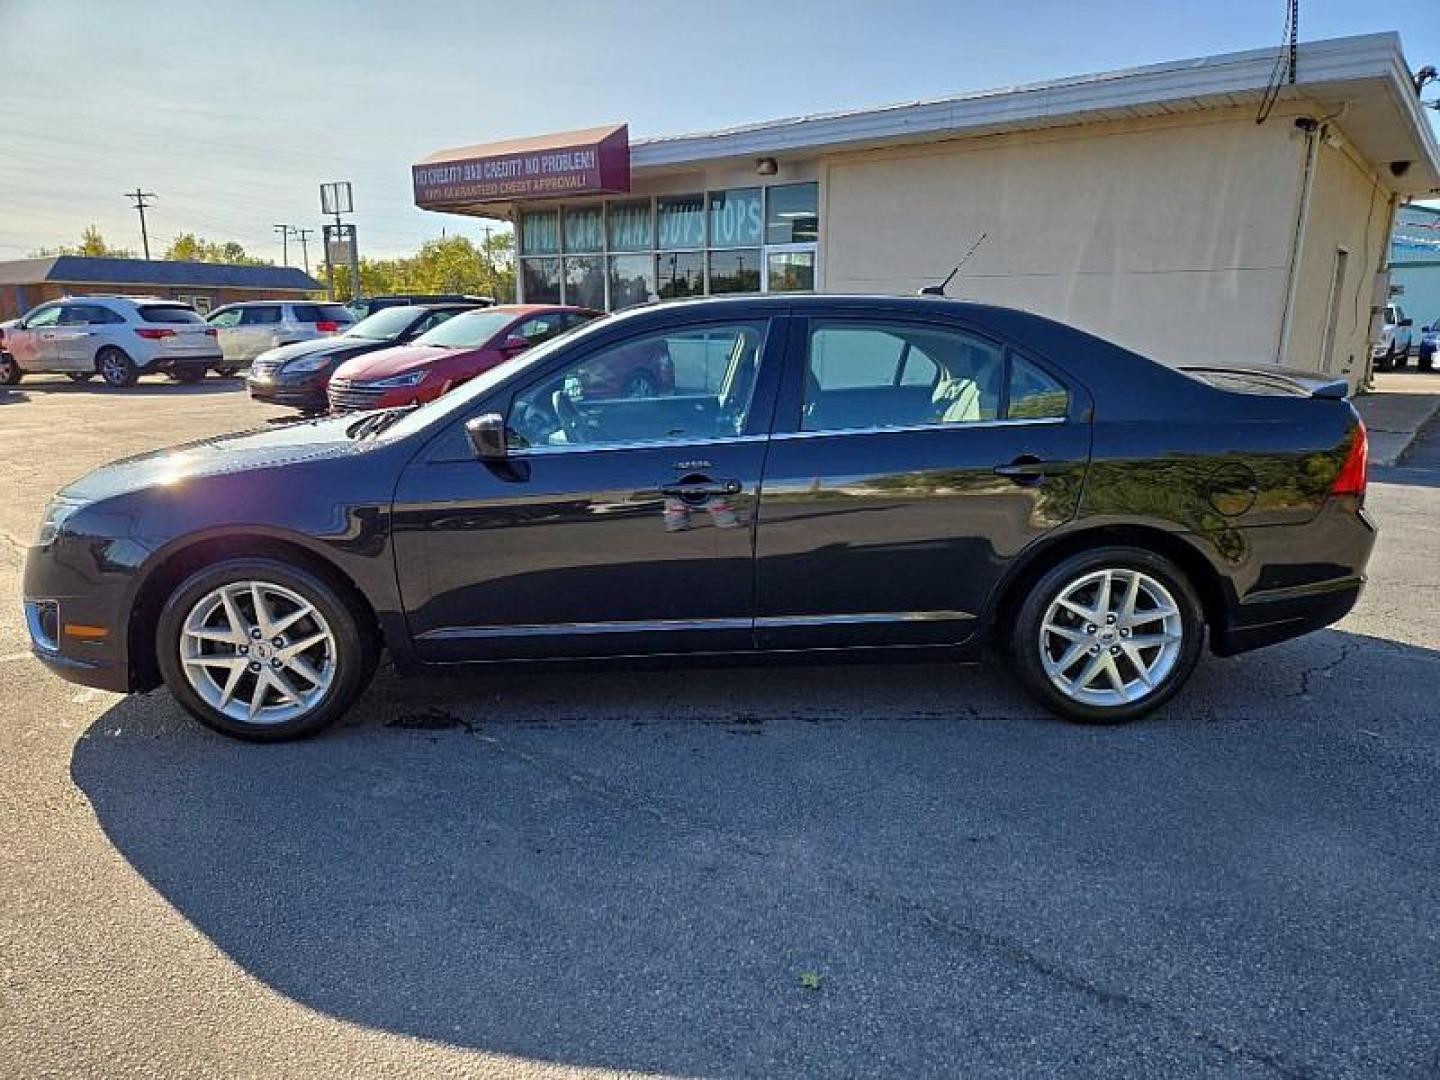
24;295;1374;741
246;303;484;412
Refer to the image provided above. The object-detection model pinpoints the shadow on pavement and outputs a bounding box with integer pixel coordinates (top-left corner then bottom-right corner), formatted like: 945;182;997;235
10;375;244;396
70;629;1440;1075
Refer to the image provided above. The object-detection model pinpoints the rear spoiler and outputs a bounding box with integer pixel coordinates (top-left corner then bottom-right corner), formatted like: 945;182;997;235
1179;365;1350;400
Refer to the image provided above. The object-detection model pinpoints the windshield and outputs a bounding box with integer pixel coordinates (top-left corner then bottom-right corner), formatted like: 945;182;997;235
345;306;427;341
379;314;613;443
412;309;517;349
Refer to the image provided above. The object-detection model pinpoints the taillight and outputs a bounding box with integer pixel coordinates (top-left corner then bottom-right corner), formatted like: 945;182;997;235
1331;418;1368;499
315;320;339;332
134;328;176;340
204;328;218;337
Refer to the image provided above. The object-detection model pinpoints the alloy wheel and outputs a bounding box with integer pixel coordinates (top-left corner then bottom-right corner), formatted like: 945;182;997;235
179;580;337;725
1038;568;1184;706
101;353;130;385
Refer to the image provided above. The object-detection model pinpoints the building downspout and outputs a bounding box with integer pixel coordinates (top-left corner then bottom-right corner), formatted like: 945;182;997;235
1275;118;1322;366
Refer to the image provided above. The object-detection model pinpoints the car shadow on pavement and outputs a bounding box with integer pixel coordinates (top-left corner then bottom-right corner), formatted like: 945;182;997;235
11;376;244;396
70;628;1440;1076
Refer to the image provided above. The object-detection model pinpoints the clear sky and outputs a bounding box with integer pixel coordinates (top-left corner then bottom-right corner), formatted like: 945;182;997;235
1;0;1436;263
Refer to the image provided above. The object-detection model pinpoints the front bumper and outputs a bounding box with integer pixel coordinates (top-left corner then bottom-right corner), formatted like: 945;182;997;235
247;376;329;411
23;532;139;694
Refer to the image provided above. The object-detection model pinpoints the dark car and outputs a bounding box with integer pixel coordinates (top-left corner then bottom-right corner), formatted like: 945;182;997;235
23;295;1375;741
246;303;485;413
348;294;495;320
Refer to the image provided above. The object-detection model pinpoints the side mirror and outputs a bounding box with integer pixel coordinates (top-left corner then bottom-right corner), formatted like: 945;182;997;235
465;412;508;460
1399;318;1414;327
499;334;531;356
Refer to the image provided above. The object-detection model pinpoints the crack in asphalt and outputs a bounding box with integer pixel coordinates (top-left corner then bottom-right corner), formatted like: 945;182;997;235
1295;641;1359;699
472;726;1316;1078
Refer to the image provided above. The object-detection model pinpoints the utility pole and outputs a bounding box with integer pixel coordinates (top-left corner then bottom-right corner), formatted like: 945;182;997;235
293;227;314;276
273;223;292;266
124;189;156;259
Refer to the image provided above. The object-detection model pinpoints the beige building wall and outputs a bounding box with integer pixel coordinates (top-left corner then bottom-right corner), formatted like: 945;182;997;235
1283;138;1394;384
820;108;1311;371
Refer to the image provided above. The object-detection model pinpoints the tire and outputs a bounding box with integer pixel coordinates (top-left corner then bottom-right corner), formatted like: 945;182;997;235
1420;350;1435;372
169;367;206;384
213;366;240;378
1007;545;1205;725
155;557;379;742
97;347;138;387
0;354;21;386
67;371;94;383
623;369;659;399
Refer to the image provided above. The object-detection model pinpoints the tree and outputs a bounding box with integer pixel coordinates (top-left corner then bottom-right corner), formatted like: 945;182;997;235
164;233;271;266
31;225;136;259
321;231;515;302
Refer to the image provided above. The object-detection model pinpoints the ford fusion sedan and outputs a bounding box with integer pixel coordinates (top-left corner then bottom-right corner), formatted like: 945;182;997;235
246;302;485;413
25;295;1374;741
327;304;602;412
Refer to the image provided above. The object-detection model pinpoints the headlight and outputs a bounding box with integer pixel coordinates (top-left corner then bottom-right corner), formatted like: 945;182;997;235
284;354;331;375
369;370;427;388
34;498;83;548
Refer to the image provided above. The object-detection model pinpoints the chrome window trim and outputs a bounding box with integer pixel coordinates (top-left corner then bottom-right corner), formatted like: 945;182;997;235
776;416;1067;441
509;433;770;458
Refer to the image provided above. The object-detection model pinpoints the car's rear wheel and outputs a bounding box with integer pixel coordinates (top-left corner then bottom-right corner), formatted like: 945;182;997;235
97;347;138;387
156;558;378;741
0;355;21;385
1008;546;1204;724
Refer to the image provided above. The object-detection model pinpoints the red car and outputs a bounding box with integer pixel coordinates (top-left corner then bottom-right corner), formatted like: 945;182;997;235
327;305;609;412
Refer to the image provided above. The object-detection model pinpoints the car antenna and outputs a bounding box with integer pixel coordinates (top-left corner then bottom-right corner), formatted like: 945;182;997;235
919;232;987;297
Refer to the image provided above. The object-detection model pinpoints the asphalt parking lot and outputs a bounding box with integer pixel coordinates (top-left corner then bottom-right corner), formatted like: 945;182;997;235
2;374;1438;1078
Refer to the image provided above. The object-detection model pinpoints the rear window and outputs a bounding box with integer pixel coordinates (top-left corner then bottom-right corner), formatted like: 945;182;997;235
292;304;353;323
139;305;204;324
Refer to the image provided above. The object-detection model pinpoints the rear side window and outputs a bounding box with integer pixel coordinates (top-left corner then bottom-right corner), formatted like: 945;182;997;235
60;304;124;325
238;306;282;326
1007;356;1069;418
291;304;353;323
138;305;204;324
802;321;1004;431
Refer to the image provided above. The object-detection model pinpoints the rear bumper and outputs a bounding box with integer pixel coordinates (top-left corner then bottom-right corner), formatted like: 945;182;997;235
1210;502;1376;656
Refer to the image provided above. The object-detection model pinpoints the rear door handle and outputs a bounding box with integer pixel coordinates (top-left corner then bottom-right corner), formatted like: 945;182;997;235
993;459;1080;482
660;479;741;498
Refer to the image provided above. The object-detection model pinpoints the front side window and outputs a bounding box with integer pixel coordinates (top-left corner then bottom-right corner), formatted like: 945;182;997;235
207;307;242;328
802;321;1005;432
239;306;281;326
507;320;768;450
24;305;62;328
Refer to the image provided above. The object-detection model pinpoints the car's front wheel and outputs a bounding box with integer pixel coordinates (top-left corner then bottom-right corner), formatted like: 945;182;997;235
156;557;378;741
97;347;138;387
1008;546;1204;724
0;355;21;386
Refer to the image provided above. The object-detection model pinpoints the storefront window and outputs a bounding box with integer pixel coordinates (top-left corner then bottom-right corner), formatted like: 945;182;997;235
563;205;604;254
520;209;560;255
657;251;704;299
607;200;652;252
765;183;819;244
709;249;761;294
708;188;762;249
767;250;815;292
564;256;606;310
657;194;706;249
521;257;562;303
609;254;656;309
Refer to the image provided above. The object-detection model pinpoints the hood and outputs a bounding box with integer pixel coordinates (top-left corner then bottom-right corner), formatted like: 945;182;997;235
260;335;389;366
60;415;372;503
334;343;472;382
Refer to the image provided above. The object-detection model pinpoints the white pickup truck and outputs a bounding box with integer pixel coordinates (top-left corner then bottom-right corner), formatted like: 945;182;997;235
1371;303;1415;370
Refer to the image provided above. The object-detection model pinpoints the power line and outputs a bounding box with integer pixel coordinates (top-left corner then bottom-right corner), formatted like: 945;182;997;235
124;188;157;258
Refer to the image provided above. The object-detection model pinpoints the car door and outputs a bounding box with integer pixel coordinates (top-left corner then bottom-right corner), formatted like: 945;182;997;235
393;314;785;662
234;305;283;360
8;304;62;368
53;303;105;371
753;313;1091;651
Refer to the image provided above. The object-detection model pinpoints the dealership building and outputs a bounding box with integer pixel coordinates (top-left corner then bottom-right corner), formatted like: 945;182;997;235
414;33;1440;389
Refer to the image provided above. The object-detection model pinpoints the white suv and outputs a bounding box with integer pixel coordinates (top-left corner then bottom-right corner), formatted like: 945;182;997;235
0;296;223;387
1371;304;1415;370
206;301;354;367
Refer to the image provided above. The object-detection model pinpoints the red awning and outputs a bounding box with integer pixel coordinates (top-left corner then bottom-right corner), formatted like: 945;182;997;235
413;124;630;209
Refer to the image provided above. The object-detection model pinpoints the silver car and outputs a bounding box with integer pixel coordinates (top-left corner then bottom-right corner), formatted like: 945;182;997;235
206;301;355;368
0;296;223;387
